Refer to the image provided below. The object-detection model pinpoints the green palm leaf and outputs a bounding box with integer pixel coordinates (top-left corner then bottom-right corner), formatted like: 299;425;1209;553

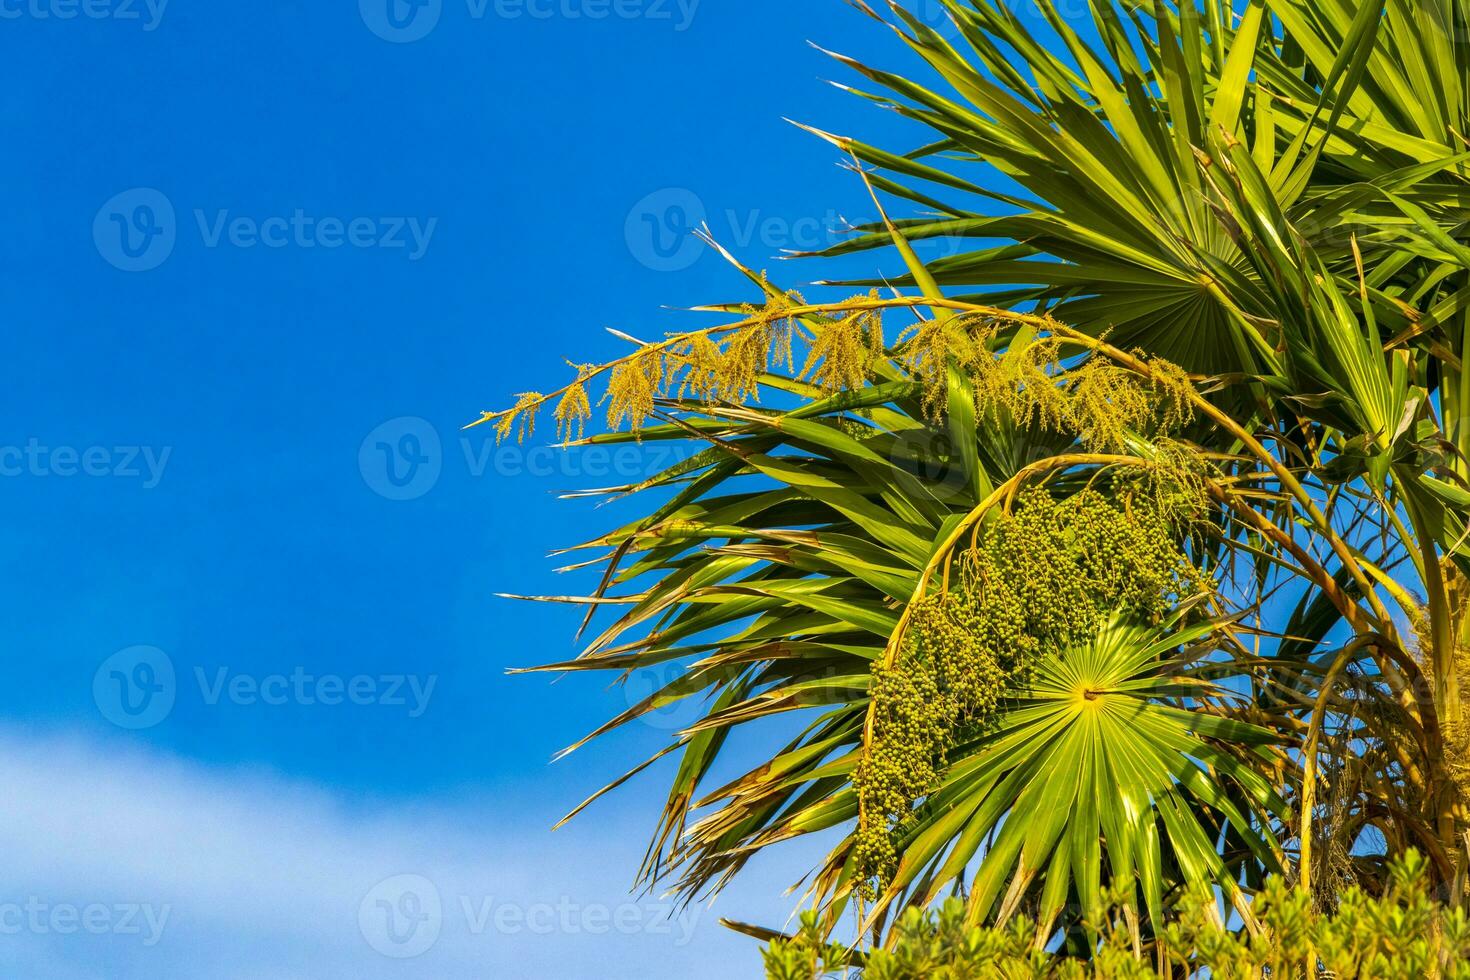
859;611;1284;942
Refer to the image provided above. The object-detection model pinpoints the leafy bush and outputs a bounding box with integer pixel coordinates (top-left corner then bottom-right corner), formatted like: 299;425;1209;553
763;852;1470;979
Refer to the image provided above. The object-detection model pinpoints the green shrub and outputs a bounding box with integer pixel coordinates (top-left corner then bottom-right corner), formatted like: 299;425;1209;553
762;852;1470;979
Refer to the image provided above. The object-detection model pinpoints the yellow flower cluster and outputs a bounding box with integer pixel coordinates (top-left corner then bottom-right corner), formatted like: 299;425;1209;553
899;316;1196;450
479;293;1197;456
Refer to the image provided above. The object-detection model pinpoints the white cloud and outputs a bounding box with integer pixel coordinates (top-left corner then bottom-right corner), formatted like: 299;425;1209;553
0;729;807;978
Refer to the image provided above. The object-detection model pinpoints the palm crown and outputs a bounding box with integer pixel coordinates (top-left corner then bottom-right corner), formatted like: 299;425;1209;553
484;0;1470;956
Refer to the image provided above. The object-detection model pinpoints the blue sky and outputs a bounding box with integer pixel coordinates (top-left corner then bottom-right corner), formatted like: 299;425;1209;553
0;1;996;976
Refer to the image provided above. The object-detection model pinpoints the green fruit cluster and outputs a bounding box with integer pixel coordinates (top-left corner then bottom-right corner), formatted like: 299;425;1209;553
855;486;1202;894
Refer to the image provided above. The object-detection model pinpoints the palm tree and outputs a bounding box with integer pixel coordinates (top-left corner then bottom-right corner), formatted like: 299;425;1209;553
481;0;1470;956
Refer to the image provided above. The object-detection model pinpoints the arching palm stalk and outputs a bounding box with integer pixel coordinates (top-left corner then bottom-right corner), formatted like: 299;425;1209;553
485;0;1470;952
